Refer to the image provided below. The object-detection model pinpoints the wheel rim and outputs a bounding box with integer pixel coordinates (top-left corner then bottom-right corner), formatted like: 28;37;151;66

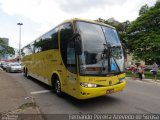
55;80;61;93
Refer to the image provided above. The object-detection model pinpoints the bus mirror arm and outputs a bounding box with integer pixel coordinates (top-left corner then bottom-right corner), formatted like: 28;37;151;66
74;33;82;55
103;44;111;58
72;33;79;40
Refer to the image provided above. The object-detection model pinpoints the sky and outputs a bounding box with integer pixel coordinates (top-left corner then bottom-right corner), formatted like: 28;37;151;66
0;0;157;49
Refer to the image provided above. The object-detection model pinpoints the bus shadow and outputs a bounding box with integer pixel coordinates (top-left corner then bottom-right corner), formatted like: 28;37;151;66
25;75;52;90
60;93;122;109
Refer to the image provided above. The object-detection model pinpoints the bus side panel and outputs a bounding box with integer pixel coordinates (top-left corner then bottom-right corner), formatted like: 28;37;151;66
43;49;63;85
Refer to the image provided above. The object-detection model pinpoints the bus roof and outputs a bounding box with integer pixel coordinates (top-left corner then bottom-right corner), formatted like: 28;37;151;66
61;18;115;29
22;18;115;48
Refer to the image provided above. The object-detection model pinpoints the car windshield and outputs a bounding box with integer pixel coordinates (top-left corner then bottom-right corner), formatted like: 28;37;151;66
76;21;125;75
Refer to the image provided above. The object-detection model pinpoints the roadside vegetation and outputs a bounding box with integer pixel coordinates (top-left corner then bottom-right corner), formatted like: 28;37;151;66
0;38;15;55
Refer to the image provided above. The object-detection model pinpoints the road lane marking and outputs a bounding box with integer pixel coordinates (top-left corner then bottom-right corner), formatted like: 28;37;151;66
30;90;51;95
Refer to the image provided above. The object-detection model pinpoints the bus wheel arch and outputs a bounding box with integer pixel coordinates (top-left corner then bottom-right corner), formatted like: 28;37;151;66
51;73;63;96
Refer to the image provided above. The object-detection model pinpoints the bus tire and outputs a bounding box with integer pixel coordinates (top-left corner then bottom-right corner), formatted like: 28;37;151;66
53;77;63;97
24;68;29;78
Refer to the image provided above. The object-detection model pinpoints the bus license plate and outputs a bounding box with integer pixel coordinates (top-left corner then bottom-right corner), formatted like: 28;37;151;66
107;89;114;94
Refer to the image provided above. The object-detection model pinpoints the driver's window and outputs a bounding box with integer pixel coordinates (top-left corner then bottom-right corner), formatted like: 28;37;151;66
60;23;77;74
67;40;76;73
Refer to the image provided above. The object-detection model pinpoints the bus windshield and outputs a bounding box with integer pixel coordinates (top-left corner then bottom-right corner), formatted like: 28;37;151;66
76;21;125;75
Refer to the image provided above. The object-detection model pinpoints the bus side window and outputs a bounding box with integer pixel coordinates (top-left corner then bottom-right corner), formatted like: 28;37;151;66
21;44;33;56
41;28;59;51
67;41;76;73
34;39;42;53
60;23;77;74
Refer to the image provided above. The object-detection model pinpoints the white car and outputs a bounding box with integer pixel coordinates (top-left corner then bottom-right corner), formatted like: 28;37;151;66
1;62;10;70
6;62;22;73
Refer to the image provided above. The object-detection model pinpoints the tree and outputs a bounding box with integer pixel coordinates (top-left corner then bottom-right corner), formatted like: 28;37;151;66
139;4;149;16
0;38;15;56
126;1;160;62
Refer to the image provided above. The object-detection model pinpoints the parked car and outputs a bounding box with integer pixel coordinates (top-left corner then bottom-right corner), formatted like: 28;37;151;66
6;62;22;73
1;62;9;70
0;61;3;68
126;65;134;71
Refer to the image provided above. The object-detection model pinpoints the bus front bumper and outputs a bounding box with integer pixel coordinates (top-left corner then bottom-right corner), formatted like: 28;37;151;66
77;80;126;99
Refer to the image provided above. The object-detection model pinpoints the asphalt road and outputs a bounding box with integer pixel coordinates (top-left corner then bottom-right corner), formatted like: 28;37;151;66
7;72;160;115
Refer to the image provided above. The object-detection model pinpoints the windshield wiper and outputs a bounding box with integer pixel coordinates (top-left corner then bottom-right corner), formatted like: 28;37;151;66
99;44;121;74
111;52;121;73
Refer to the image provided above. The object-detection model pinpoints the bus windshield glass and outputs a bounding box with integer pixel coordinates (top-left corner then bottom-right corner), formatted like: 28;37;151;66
102;26;125;73
76;21;125;75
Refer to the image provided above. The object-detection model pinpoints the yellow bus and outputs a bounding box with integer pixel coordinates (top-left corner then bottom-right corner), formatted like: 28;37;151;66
21;18;126;99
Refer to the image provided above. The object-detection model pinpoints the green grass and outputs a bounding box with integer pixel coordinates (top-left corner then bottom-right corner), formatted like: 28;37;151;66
126;70;160;80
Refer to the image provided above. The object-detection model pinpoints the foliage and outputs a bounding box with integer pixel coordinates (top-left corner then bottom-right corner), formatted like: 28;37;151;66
0;38;15;56
139;4;149;16
126;0;160;62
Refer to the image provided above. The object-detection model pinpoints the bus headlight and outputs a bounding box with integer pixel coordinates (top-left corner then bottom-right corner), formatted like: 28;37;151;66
80;82;98;88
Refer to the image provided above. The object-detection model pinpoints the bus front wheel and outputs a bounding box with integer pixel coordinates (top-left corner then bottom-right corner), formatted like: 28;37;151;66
53;78;63;96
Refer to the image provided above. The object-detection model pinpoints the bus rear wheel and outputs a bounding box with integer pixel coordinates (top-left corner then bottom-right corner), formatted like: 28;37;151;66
24;68;29;78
